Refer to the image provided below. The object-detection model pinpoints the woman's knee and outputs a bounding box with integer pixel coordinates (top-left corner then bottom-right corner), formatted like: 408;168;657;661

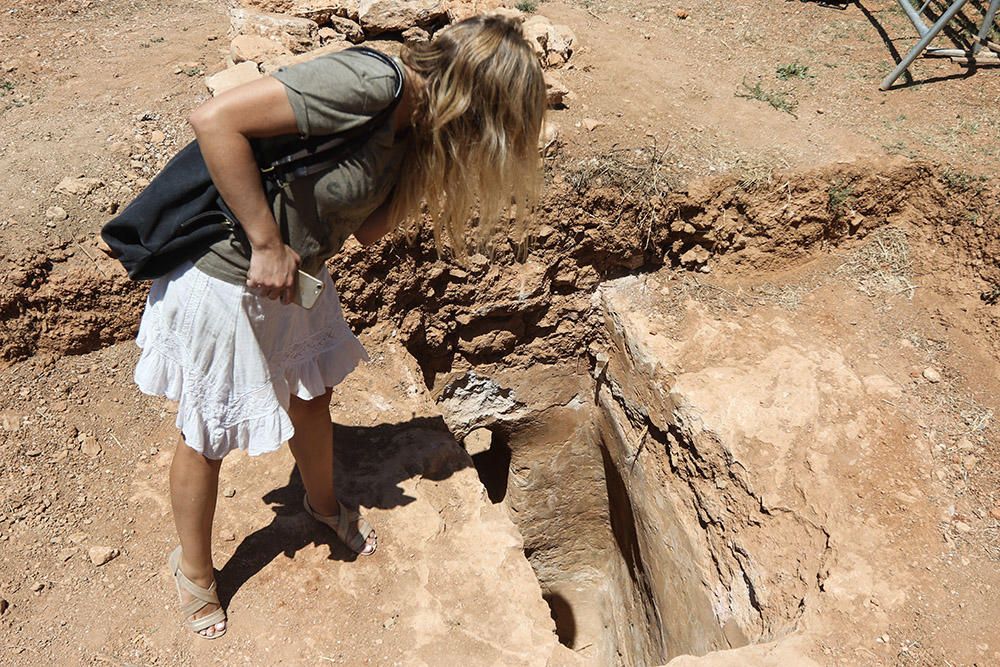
173;436;224;469
288;388;333;419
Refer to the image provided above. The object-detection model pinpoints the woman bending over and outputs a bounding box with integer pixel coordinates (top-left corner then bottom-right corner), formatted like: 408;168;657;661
133;15;545;638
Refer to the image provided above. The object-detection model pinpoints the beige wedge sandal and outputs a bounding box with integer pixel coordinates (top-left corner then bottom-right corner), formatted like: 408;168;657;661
168;546;227;639
303;495;377;556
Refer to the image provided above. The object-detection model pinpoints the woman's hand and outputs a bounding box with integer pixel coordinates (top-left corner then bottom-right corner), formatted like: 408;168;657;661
247;242;301;303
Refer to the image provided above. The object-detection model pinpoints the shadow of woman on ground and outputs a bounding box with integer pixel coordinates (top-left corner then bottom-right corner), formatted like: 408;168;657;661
215;414;470;607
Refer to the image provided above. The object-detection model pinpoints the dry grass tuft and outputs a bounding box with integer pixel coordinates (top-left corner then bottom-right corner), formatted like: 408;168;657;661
835;226;916;298
736;159;776;193
568;143;678;247
960;403;994;435
750;283;814;310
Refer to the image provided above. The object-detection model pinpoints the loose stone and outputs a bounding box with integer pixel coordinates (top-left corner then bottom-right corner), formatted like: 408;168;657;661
45;206;68;221
79;433;101;457
88;546;119;566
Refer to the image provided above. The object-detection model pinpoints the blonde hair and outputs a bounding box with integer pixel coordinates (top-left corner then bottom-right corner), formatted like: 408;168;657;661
389;14;547;257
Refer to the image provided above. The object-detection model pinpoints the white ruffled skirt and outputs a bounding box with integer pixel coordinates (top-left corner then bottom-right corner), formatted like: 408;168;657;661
133;261;368;459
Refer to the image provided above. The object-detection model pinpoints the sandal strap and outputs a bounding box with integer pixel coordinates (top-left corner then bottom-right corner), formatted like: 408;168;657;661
169;546;226;631
188;606;227;633
180;597;210;618
337;501;372;553
173;564;221;606
304;494;376;554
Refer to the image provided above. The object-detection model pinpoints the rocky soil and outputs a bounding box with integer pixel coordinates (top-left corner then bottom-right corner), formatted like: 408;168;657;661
2;0;1000;665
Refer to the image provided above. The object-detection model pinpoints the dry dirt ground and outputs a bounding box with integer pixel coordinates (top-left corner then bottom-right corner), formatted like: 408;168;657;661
1;0;999;665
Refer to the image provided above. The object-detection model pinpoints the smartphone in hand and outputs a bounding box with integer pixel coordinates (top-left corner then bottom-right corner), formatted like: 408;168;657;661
292;270;325;309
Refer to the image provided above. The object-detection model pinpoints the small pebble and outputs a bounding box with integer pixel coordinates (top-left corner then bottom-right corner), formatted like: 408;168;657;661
79;433;101;457
31;582;45;593
675;8;689;19
45;206;68;221
88;546;119;566
922;367;942;383
222;487;236;498
219;529;236;542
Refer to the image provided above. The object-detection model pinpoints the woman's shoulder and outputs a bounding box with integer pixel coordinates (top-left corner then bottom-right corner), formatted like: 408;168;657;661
271;47;400;117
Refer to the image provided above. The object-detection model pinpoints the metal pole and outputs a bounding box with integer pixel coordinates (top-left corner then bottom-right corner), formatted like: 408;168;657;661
880;0;972;90
898;0;930;36
971;0;1000;56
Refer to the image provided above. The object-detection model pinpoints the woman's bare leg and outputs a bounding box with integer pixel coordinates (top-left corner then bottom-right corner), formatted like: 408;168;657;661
287;389;376;551
287;390;337;514
169;437;227;637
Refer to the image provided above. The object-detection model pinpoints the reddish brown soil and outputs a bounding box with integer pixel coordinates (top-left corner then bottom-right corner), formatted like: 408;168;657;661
1;0;999;665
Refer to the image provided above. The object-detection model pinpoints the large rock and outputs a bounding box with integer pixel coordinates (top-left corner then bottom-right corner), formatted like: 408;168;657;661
290;0;361;23
205;61;264;96
328;14;365;42
522;15;575;67
434;362;614;661
592;273;944;664
522;15;549;58
401;24;430;43
357;0;448;36
54;176;102;197
230;34;291;64
543;71;569;108
446;0;510;23
548;23;575;64
87;546;119;566
230;8;320;53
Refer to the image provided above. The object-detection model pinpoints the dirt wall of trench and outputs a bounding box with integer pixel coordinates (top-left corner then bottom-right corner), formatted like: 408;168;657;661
3;155;994;376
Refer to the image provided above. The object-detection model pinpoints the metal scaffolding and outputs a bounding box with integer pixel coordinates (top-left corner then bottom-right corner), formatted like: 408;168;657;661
881;0;1000;89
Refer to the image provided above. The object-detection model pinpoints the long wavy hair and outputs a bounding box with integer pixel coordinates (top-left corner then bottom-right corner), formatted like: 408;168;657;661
388;14;547;256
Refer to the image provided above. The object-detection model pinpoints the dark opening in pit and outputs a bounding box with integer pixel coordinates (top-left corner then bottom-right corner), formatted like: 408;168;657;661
542;591;577;648
469;430;512;504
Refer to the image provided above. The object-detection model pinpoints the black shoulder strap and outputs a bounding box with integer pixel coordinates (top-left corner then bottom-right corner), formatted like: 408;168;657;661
260;47;405;186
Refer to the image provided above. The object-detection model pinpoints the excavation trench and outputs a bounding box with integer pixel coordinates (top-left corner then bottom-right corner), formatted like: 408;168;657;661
2;157;994;663
368;158;994;664
433;347;826;666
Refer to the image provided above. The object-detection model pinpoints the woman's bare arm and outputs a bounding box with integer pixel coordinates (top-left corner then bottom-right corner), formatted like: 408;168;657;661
353;198;397;246
187;77;301;301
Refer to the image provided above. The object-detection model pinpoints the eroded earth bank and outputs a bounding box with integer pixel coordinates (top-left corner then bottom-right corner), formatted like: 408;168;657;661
2;0;1000;665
